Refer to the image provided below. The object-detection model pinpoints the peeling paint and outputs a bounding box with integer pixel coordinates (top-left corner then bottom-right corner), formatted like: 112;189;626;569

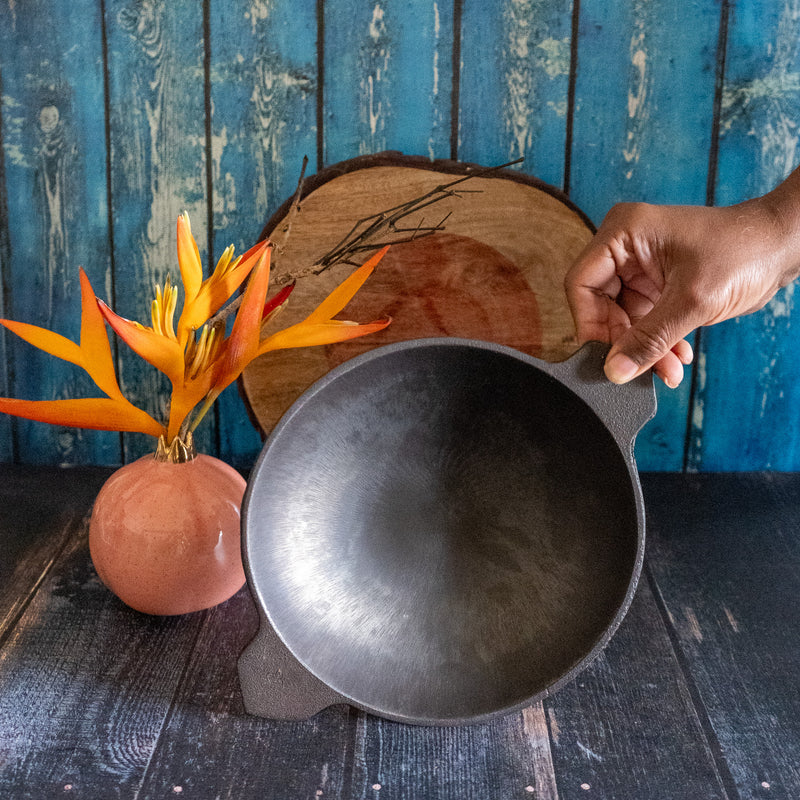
3;141;28;168
369;3;385;42
2;93;22;113
36;102;69;322
318;761;329;792
522;704;559;800
547;708;560;743
429;1;442;161
577;741;603;762
627;49;648;120
245;0;273;37
212;123;228;166
211;125;236;227
249;55;312;216
622;5;651;178
358;3;390;153
752;275;795;433
722;73;800;119
522;702;550;747
537;37;570;78
432;2;440;97
117;0;207;435
503;0;535;161
766;279;795;319
684;607;703;642
721;0;800;190
2;95;28;167
366;74;381;139
722;71;800;183
723;606;740;633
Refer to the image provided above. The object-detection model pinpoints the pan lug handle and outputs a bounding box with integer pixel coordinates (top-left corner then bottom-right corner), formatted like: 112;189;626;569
238;611;347;720
545;341;657;449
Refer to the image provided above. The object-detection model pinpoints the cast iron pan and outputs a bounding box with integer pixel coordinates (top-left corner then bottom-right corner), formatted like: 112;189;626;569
239;338;655;725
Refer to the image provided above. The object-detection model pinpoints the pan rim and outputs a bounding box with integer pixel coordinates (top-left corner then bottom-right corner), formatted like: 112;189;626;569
241;336;648;725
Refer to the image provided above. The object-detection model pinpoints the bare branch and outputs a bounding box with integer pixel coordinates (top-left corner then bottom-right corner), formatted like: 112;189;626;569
273;155;309;256
271;157;524;286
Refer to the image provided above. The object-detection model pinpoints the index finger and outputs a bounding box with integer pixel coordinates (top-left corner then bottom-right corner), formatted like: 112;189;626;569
564;240;624;344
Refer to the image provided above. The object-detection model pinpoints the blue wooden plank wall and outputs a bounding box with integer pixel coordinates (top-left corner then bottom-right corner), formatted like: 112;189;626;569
0;0;797;471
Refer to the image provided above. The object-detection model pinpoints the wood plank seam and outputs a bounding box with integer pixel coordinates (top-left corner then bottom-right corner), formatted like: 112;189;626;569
0;64;17;464
523;703;560;799
450;0;463;161
99;0;126;466
683;328;704;473
200;0;222;460
0;511;86;651
563;0;582;197
643;561;740;800
682;0;732;473
316;0;326;171
337;705;364;799
543;703;564;799
132;607;212;799
705;0;731;208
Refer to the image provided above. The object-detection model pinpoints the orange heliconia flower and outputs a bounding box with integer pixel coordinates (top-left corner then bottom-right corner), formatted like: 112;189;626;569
0;214;390;446
0;269;163;436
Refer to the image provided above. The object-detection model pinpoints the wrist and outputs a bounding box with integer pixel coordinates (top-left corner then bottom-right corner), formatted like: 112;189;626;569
757;167;800;285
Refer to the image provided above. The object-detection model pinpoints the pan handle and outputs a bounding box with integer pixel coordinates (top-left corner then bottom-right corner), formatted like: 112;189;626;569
544;341;657;450
238;611;347;720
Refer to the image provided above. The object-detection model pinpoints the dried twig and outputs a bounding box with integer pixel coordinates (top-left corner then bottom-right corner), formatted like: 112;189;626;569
207;157;523;324
273;155;309;256
273;157;523;285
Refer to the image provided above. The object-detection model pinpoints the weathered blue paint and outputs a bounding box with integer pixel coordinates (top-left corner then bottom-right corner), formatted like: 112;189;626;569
690;0;800;470
209;0;319;467
0;0;120;465
322;0;454;164
458;0;572;190
0;29;14;460
104;0;213;461
570;0;722;471
0;0;799;470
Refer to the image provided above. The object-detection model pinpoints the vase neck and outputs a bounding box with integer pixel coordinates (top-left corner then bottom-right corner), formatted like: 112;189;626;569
154;433;197;463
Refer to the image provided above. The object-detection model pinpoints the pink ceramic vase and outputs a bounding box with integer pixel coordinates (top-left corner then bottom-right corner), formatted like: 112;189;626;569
89;434;247;615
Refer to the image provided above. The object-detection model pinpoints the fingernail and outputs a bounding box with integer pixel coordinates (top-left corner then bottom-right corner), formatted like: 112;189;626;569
604;352;639;384
657;369;680;389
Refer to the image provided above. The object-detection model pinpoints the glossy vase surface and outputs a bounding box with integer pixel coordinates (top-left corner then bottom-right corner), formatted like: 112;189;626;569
89;451;247;615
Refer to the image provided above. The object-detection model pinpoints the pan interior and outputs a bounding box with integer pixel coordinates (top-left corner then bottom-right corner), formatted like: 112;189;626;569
245;342;640;723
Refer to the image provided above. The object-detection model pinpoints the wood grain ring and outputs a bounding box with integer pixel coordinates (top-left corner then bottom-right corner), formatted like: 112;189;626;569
240;152;594;438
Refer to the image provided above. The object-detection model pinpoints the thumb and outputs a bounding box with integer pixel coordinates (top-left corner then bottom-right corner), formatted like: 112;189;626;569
603;295;696;384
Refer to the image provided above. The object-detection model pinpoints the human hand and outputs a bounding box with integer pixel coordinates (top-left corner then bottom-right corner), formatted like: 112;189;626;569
564;189;800;387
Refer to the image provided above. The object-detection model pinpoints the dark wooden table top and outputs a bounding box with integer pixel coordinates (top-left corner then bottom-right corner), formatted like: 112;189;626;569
0;467;798;800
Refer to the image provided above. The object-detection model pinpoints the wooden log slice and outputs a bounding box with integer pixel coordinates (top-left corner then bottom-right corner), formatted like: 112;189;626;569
240;153;594;437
